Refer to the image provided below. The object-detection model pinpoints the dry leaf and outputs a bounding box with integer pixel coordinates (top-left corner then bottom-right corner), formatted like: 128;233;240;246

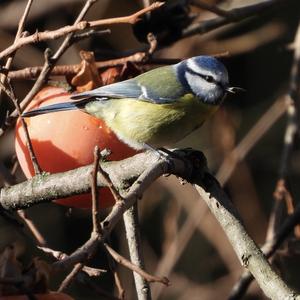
71;51;102;92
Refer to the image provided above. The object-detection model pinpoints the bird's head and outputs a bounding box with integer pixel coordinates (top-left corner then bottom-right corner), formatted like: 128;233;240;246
176;56;234;105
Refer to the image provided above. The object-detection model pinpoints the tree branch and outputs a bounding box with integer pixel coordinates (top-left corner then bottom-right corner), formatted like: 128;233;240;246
0;2;164;61
229;200;300;299
104;243;168;286
229;18;300;300
8;0;100;122
194;174;299;300
0;0;33;106
0;150;298;299
123;204;152;300
182;0;292;38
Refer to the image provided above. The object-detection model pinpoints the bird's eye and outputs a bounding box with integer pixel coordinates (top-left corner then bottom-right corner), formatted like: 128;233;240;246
205;75;214;83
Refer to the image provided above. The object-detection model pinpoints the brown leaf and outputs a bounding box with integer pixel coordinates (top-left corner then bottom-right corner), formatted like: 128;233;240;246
100;66;123;85
71;51;102;92
100;62;141;86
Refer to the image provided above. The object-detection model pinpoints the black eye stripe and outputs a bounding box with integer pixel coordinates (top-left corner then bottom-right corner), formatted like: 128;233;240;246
186;67;224;89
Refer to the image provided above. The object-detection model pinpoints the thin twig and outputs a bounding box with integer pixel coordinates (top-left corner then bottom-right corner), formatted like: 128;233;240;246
0;80;41;174
38;246;106;277
91;146;101;234
105;239;125;300
123;203;152;300
52;234;100;273
0;2;164;61
182;0;291;38
57;263;84;292
98;163;124;203
8;0;100;122
6;55;168;80
1;2;163;132
104;243;169;286
17;210;47;246
0;0;33;106
71;28;111;43
5;0;97;126
7;52;228;80
113;270;125;300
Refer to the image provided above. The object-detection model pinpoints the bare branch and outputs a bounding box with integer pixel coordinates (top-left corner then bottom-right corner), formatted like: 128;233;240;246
91;146;101;234
104;243;169;286
7;53;228;80
71;28;111;42
123;203;152;300
105;241;125;300
9;0;100;121
0;0;33;106
182;0;290;38
57;263;84;292
229;20;300;300
38;246;106;277
229;201;300;300
98;161;124;204
1;149;298;299
0;80;41;174
194;173;299;300
17;210;47;246
0;2;164;61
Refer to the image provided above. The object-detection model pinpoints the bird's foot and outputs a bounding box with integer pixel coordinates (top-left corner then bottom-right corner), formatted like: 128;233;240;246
143;144;177;170
143;145;209;182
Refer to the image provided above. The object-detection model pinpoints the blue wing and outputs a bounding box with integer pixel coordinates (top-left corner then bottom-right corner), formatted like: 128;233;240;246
71;79;143;100
71;66;186;104
22;66;187;118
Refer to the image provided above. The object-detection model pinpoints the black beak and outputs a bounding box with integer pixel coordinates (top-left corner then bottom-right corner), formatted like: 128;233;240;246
226;87;246;94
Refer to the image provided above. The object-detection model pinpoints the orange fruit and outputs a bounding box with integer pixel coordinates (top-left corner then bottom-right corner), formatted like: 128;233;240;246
15;86;137;208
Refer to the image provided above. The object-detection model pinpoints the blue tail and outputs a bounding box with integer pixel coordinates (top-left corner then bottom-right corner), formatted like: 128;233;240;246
22;101;85;117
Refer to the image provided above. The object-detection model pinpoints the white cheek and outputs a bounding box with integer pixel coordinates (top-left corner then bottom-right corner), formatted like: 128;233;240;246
185;72;213;95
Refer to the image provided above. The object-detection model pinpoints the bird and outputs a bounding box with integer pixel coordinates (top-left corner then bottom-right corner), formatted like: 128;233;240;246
22;56;239;150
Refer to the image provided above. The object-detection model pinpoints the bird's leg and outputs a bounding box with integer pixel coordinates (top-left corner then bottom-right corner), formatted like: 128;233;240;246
144;144;193;175
143;144;173;158
143;145;209;182
157;147;183;159
143;144;175;167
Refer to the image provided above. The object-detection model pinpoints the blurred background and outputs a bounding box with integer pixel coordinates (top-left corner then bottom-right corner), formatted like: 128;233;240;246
1;0;300;299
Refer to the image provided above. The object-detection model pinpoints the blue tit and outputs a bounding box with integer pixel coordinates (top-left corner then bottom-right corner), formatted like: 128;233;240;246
22;56;237;150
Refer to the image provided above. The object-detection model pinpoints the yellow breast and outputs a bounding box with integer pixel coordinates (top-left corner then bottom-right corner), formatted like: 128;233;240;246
85;94;219;149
